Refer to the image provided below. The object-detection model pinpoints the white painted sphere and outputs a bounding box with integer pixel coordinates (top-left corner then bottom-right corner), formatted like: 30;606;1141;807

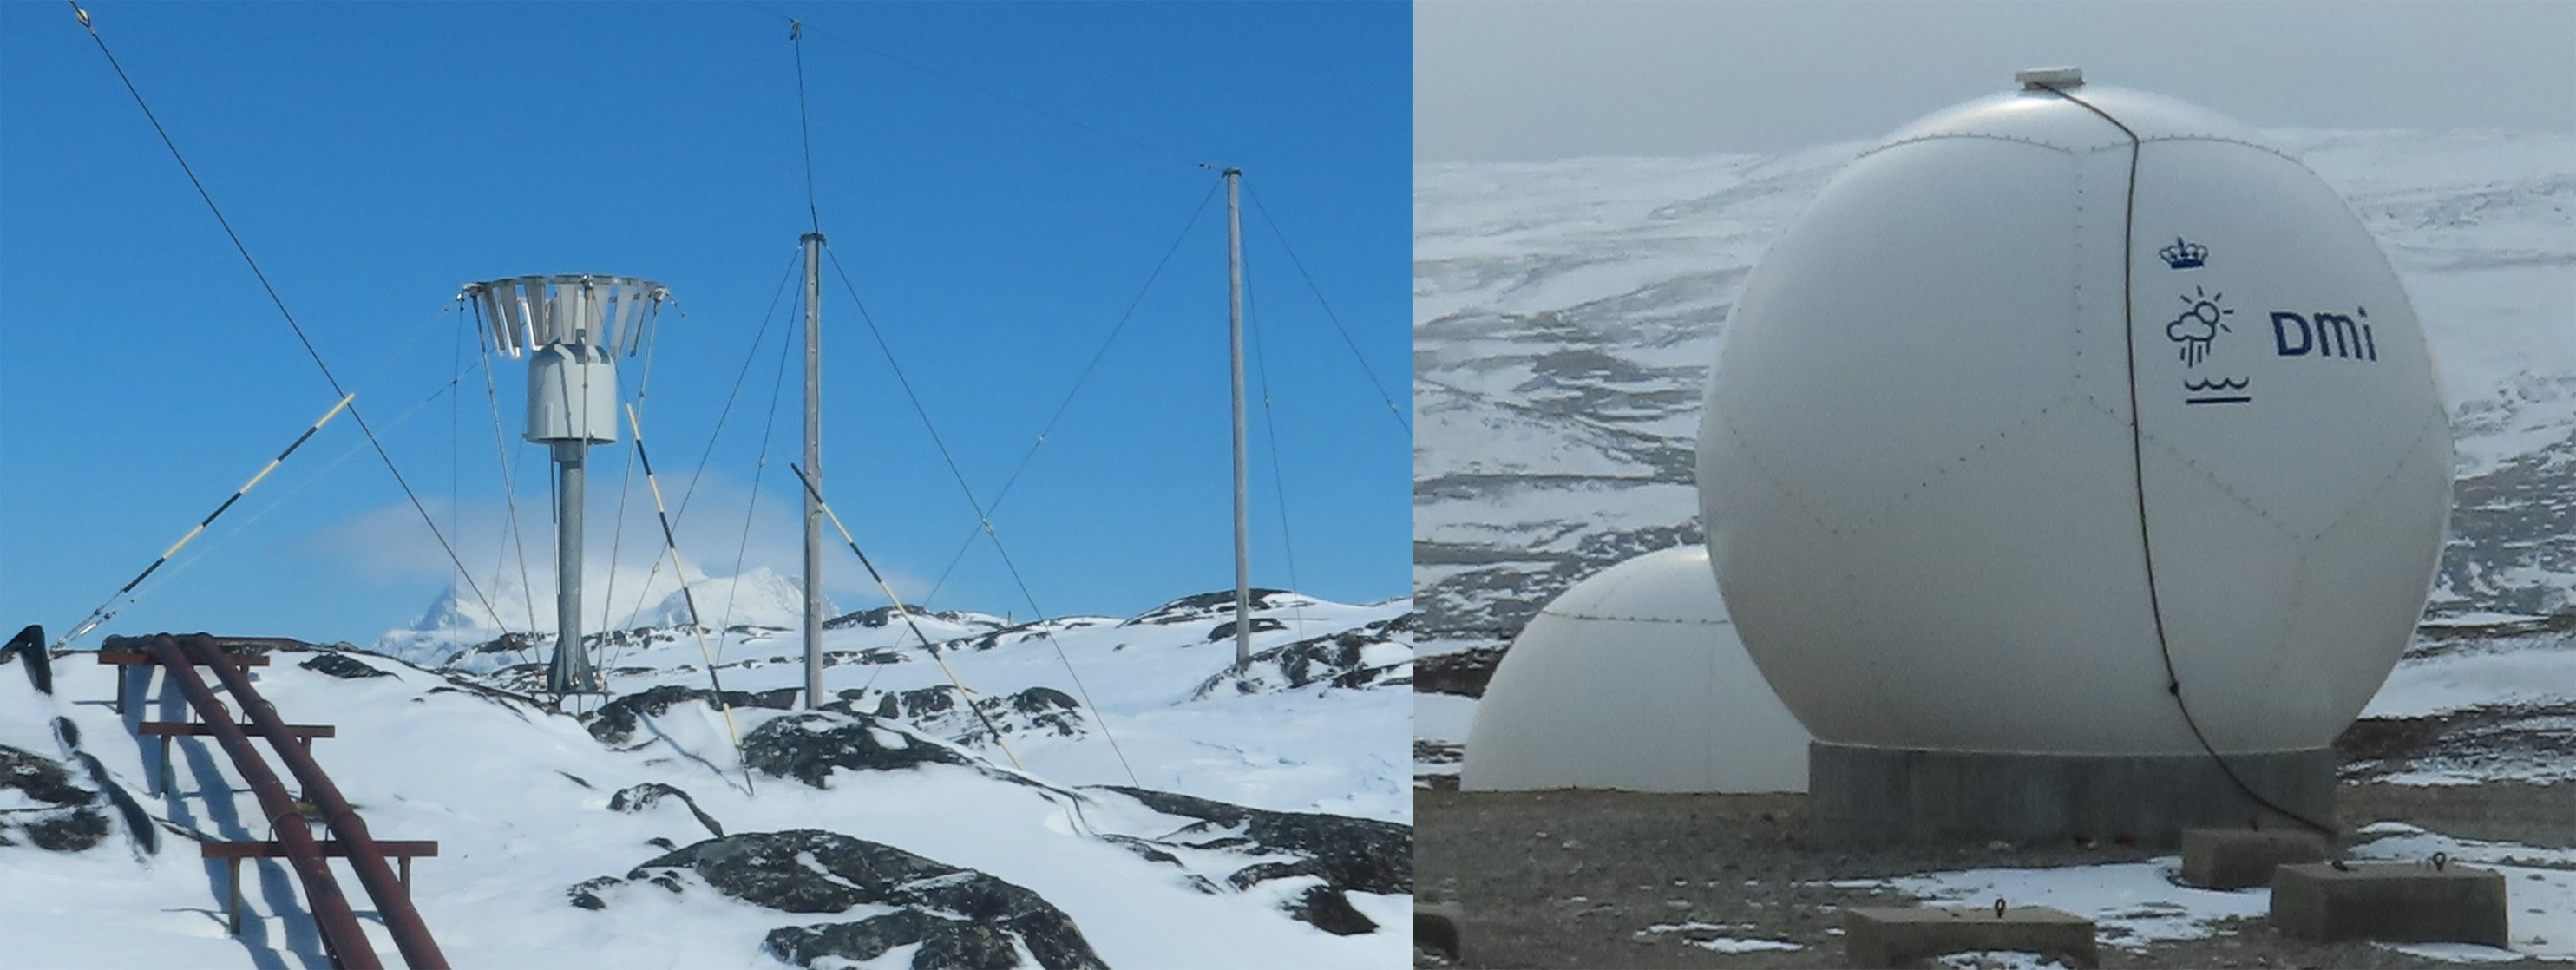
1697;78;2451;757
1463;547;1811;793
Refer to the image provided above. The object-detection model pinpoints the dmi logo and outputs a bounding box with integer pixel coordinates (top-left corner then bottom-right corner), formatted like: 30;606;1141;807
2271;308;2379;362
2166;285;2236;368
2163;281;2255;406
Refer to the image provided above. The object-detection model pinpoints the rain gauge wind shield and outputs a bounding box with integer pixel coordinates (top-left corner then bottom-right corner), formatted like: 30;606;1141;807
462;274;668;694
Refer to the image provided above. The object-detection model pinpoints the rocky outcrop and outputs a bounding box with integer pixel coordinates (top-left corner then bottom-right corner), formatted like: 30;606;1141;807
0;744;108;853
741;712;969;788
1206;617;1288;642
574;829;1105;970
1192;614;1413;698
1122;589;1301;627
299;652;391;679
607;782;724;838
587;685;802;745
833;685;1086;747
1099;786;1410;935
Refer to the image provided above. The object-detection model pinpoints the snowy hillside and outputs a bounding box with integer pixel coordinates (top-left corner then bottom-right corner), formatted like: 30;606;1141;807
1414;129;2576;653
0;584;1413;968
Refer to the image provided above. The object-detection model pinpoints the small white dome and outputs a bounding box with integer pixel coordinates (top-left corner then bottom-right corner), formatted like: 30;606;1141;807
1462;547;1810;793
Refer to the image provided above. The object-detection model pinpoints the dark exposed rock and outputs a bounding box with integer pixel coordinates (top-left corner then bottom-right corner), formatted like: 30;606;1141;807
827;606;994;632
1285;882;1379;936
766;910;1021;969
587;685;802;745
25;809;109;852
580;829;1105;970
0;744;108;853
1123;588;1298;626
299;652;391;679
607;782;725;838
1206;617;1288;642
743;712;969;788
1193;615;1413;698
827;685;1086;749
1104;786;1411;896
567;875;622;910
823;648;907;667
1;744;88;808
1412;645;1503;698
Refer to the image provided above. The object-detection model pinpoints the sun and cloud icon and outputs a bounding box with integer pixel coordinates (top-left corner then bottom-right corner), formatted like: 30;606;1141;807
2166;285;2235;367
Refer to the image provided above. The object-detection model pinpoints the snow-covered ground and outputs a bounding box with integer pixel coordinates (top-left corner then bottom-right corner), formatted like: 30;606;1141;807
1824;821;2575;962
0;582;1413;969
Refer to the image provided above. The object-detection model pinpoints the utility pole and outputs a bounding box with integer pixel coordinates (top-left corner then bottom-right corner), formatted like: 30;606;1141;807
803;232;826;708
1225;168;1252;672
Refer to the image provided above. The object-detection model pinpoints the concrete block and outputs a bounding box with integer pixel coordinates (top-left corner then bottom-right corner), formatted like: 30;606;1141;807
2179;828;2330;888
2271;862;2508;947
1810;741;2336;848
1413;902;1462;962
1843;906;2098;969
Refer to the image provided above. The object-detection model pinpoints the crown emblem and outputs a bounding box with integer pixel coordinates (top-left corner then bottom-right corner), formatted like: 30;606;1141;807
2160;236;2208;270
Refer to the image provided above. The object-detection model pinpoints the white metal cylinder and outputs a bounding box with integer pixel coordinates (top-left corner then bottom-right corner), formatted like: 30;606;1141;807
524;344;619;444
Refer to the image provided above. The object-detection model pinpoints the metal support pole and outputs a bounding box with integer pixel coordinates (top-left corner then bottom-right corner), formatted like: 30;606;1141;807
547;441;595;693
1225;168;1252;672
803;232;826;708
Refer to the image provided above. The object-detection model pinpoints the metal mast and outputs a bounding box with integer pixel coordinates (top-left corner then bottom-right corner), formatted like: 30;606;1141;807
554;431;589;691
462;274;664;697
803;232;827;708
1226;168;1253;671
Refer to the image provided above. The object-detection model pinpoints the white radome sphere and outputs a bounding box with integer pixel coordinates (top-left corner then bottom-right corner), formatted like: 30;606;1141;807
1463;546;1811;793
1698;76;2451;757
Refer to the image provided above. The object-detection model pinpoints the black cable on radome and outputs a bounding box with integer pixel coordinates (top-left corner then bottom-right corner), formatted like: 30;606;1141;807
2039;82;2337;840
790;18;822;235
71;3;511;640
920;180;1222;606
1241;180;1410;436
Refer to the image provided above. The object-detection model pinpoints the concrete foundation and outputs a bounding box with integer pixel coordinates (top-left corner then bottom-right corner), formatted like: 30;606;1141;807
1843;906;2098;969
2271;862;2509;947
2179;828;2331;888
1414;903;1463;963
1809;741;2336;849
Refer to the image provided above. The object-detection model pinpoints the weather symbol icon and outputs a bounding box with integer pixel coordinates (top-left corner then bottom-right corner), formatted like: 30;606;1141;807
2166;285;2235;367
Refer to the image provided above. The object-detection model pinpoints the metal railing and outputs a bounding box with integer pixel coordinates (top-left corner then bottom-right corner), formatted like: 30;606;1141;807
107;632;447;969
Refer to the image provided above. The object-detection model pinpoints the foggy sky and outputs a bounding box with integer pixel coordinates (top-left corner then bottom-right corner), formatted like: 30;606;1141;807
1415;1;2576;161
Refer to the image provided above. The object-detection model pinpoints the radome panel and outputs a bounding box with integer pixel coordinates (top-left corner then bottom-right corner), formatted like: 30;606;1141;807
1698;81;2451;757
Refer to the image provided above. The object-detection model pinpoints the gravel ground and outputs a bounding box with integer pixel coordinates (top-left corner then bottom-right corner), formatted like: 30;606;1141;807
1415;782;2576;969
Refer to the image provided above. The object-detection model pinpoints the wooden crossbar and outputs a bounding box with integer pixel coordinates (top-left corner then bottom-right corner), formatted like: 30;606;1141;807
95;649;269;666
98;649;270;715
200;840;438;937
140;722;333;795
200;839;438;860
140;722;333;738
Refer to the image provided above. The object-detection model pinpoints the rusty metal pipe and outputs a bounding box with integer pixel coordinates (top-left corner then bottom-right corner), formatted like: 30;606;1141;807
178;633;449;970
116;634;383;970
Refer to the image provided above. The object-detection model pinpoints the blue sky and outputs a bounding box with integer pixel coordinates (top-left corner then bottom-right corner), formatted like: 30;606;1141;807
0;2;1410;646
